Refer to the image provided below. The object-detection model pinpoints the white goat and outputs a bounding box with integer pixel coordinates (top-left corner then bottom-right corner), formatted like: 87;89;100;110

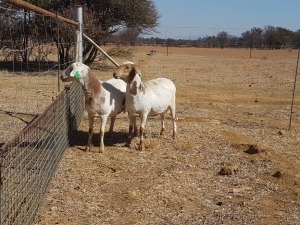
113;61;177;151
61;62;126;153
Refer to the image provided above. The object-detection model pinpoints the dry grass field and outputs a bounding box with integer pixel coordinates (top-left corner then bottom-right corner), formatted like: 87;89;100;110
1;47;300;224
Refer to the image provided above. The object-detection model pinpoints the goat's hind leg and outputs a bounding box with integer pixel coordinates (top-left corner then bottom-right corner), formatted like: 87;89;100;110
139;113;148;151
107;116;116;138
86;114;94;151
160;112;166;136
169;105;177;139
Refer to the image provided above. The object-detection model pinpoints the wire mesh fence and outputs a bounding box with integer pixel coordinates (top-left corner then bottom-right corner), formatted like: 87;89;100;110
0;82;84;225
0;3;85;224
0;2;77;144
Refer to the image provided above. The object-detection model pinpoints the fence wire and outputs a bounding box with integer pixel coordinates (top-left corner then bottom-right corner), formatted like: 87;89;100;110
0;82;84;225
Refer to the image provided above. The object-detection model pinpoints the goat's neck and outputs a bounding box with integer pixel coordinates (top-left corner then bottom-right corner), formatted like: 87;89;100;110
80;73;101;97
132;74;143;85
127;74;145;95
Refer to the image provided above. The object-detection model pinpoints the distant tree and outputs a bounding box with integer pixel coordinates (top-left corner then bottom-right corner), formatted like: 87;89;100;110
216;31;228;48
291;29;300;48
261;26;293;49
241;30;251;48
242;27;263;49
275;27;293;48
199;35;218;47
262;26;277;49
251;27;263;49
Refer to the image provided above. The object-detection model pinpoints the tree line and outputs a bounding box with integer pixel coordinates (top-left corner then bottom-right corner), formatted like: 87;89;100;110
140;26;300;49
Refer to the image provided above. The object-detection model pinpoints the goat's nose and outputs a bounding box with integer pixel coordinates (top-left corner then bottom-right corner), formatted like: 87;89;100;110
113;72;119;78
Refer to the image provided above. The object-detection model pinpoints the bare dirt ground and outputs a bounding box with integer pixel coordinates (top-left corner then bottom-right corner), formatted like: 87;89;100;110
0;70;57;145
2;47;300;224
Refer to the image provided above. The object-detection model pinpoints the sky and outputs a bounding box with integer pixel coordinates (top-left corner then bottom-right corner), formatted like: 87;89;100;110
143;0;300;39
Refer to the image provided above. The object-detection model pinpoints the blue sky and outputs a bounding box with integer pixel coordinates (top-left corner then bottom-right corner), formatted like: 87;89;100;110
144;0;300;39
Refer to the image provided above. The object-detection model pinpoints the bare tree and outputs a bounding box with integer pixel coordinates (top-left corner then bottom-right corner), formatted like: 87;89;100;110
73;0;160;64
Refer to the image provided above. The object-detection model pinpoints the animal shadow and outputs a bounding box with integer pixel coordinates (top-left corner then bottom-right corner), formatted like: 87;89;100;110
71;130;128;151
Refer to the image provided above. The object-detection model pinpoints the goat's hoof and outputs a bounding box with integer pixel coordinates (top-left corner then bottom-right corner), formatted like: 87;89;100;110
126;138;132;147
99;147;104;154
139;144;145;151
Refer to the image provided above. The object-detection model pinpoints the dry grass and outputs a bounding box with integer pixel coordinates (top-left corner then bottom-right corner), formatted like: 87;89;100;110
1;47;300;224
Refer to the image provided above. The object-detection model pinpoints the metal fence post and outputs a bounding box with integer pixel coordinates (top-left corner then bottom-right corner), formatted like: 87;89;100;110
74;5;83;63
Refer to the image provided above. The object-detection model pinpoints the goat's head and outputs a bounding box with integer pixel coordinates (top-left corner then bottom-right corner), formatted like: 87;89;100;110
113;61;145;95
61;62;89;82
113;61;142;83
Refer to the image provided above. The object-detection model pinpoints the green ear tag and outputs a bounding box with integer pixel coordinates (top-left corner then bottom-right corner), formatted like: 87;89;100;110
138;71;143;77
74;71;81;78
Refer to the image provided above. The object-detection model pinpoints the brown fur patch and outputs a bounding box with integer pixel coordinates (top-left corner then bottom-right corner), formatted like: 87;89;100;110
88;71;101;94
87;97;95;107
139;83;146;94
100;96;106;104
130;81;138;95
128;65;137;83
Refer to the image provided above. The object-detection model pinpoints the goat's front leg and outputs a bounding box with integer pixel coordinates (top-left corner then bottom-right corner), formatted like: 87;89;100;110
99;115;108;153
86;114;94;151
139;113;148;151
127;115;136;145
132;115;138;137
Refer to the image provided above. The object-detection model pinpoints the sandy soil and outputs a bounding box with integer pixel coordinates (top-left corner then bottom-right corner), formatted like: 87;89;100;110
2;47;300;224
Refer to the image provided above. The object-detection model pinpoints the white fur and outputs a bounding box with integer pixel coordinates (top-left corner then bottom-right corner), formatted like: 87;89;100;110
61;62;126;153
113;62;177;150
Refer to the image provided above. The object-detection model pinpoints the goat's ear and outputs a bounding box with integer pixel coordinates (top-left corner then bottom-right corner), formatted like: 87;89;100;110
130;81;138;95
139;83;146;94
133;65;142;76
70;63;86;78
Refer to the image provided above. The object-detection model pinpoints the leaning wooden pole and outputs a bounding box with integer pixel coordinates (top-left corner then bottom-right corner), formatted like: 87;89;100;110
288;49;300;130
83;33;119;67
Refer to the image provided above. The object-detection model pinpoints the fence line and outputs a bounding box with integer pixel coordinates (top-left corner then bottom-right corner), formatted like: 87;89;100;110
0;82;84;225
0;3;85;224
